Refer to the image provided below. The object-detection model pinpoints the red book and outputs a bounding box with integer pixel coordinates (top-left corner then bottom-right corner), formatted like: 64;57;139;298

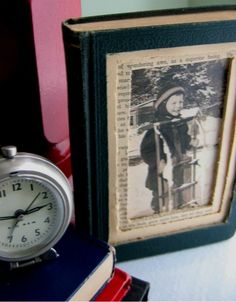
95;268;131;301
0;1;80;178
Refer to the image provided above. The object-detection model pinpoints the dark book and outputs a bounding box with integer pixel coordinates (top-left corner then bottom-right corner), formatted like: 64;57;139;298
0;1;46;155
0;226;115;301
62;6;236;261
95;267;150;301
123;276;150;301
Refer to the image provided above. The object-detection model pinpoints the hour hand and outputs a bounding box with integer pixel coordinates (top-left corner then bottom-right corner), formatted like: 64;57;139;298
0;204;50;220
24;203;50;215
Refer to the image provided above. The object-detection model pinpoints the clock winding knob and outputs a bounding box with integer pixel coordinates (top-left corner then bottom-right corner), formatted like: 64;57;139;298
1;146;17;159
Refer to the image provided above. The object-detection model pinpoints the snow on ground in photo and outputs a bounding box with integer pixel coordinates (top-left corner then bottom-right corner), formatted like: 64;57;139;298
127;115;220;219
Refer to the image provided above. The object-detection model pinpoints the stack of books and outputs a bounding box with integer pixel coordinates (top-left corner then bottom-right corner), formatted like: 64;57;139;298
95;267;150;301
0;226;150;301
0;1;150;300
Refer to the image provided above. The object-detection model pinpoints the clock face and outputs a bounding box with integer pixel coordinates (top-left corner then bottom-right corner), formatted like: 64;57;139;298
0;175;65;261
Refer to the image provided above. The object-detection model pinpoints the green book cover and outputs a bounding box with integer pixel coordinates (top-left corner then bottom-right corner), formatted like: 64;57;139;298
62;6;236;261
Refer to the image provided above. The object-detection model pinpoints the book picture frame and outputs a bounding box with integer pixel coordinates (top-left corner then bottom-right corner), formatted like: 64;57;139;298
63;7;236;261
107;43;236;247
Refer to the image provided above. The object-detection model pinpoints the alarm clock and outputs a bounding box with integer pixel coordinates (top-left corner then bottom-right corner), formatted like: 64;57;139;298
0;146;73;270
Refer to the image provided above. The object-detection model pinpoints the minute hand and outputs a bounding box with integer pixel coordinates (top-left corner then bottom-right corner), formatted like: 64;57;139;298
0;215;17;221
24;192;41;212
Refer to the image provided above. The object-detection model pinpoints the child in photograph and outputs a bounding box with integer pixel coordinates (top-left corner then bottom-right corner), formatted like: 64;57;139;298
140;86;196;213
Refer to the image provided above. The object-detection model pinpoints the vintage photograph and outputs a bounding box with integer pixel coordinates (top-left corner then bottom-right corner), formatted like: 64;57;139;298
107;43;236;244
128;59;229;219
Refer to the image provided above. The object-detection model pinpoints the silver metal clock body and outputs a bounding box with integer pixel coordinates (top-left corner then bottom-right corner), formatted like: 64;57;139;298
0;146;73;262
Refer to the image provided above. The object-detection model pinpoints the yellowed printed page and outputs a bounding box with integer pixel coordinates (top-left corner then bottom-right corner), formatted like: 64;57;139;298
107;43;236;245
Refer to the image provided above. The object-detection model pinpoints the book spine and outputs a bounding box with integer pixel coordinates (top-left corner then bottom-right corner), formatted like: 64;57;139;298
62;29;94;234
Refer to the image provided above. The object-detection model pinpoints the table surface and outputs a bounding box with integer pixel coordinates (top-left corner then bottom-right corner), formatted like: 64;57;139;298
118;232;236;301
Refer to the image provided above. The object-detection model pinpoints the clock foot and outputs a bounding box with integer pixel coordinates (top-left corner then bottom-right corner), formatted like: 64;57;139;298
0;248;59;272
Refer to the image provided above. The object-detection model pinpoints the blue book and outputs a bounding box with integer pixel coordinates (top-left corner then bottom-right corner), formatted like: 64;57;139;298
0;226;115;301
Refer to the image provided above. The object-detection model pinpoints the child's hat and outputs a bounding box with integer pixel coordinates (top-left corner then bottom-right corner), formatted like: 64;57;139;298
154;86;185;110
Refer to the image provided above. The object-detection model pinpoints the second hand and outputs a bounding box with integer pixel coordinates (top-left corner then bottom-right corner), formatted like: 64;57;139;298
9;192;41;237
9;212;25;237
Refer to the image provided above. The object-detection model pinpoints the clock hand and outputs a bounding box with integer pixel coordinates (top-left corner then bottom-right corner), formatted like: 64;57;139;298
7;203;50;237
9;212;24;237
0;215;17;221
24;192;41;212
8;193;45;237
0;194;41;222
3;201;49;229
24;203;51;215
0;208;28;221
0;202;48;220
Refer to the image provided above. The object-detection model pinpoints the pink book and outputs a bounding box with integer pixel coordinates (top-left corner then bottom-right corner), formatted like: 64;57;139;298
30;0;81;144
0;1;80;177
29;0;81;177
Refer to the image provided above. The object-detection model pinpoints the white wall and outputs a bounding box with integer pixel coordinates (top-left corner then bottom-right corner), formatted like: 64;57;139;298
189;0;236;6
81;0;189;16
82;0;236;17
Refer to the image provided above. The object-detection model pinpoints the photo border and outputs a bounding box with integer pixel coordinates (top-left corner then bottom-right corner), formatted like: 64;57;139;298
107;44;236;248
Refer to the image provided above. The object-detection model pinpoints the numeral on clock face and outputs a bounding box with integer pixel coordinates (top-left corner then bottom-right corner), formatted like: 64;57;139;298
12;183;22;191
0;146;72;262
0;176;63;254
42;192;48;199
0;190;6;198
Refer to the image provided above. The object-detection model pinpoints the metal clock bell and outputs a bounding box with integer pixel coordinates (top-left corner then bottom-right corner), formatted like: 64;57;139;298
0;146;73;270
